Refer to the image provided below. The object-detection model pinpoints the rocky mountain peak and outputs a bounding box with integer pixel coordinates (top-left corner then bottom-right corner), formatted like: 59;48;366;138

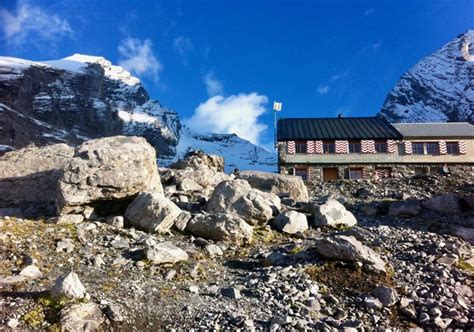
379;29;474;123
0;54;276;171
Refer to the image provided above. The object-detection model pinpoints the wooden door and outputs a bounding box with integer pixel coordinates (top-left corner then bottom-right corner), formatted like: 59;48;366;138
323;168;338;181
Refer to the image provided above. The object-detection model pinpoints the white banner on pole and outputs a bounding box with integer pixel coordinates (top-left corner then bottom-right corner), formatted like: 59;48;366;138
273;101;282;111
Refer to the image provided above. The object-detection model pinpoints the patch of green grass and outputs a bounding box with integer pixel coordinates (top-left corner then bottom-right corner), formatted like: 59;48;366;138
21;306;45;328
288;245;303;255
457;259;474;274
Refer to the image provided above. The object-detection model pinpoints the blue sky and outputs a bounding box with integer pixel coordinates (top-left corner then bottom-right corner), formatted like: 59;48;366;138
0;0;473;149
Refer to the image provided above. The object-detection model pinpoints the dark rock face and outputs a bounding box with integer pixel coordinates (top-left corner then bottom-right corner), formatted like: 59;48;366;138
380;30;473;124
0;55;179;157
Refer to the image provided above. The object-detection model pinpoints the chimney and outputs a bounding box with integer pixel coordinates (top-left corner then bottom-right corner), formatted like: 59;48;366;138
338;113;343;118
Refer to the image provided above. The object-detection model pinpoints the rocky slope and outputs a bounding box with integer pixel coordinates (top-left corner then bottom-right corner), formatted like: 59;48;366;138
380;29;474;123
0;140;472;330
0;55;276;171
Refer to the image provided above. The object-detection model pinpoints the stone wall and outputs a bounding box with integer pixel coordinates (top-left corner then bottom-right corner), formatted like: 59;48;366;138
279;163;474;185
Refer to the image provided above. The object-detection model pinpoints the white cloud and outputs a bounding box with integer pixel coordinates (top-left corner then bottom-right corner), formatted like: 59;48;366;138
317;84;330;95
118;37;162;81
330;71;349;81
371;40;382;49
0;0;73;47
364;8;375;16
185;93;268;146
173;36;193;62
203;71;223;96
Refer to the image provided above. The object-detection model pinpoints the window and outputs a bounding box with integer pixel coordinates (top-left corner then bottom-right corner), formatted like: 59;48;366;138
412;143;424;155
295;141;307;154
430;166;440;174
323;141;335;154
375;167;392;178
375;141;388;153
349;141;361;153
426;142;439;155
348;168;363;180
446;142;459;154
295;168;308;181
415;167;428;175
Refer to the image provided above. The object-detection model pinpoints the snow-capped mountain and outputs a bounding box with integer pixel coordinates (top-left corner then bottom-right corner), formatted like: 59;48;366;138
0;54;276;171
165;126;277;172
380;29;473;123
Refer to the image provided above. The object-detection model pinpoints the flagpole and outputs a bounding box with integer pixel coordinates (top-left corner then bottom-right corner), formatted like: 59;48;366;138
273;101;282;149
274;108;277;149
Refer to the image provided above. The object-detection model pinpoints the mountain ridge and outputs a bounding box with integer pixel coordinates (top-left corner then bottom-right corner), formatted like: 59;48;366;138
379;29;474;124
0;54;276;172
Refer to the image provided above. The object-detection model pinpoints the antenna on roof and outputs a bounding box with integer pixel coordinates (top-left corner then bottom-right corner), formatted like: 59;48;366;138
273;101;283;149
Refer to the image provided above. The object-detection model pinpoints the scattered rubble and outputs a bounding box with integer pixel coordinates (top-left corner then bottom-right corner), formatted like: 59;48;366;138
0;141;472;330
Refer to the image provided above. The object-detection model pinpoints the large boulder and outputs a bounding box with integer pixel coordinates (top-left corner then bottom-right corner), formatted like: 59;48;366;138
422;193;462;215
314;235;386;273
451;226;474;244
142;242;189;264
239;171;309;202
173;168;232;196
186;213;253;245
125;192;182;233
0;144;74;216
273;211;308;234
171;150;224;172
50;272;86;300
60;302;105;331
207;179;280;225
56;136;162;214
312;199;357;227
388;200;421;217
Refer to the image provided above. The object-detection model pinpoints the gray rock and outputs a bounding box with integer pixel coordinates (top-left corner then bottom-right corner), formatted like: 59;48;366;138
142;242;188;265
179;178;204;192
51;272;86;300
205;244;224;257
0;143;74;217
221;287;242;299
238;170;309;202
451;226;474;244
364;296;383;310
174;211;192;232
273;211;308;234
110;236;129;249
312;199;357;227
388;200;421;217
314;235;386;273
373;285;398;306
422;193;462;215
57;136;162;214
57;214;84;224
104;303;124;322
19;265;43;279
171;150;224;172
56;238;75;253
125;192;182;233
186;213;253;245
207;179;280;226
105;216;124;228
60;302;105;331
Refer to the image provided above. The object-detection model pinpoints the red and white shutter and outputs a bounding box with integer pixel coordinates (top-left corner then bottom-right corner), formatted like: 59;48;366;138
375;168;391;178
459;140;467;154
335;140;349;154
287;141;295;154
362;167;370;179
387;140;396;153
439;141;447;155
361;140;376;153
307;140;315;154
314;140;323;154
404;141;412;155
